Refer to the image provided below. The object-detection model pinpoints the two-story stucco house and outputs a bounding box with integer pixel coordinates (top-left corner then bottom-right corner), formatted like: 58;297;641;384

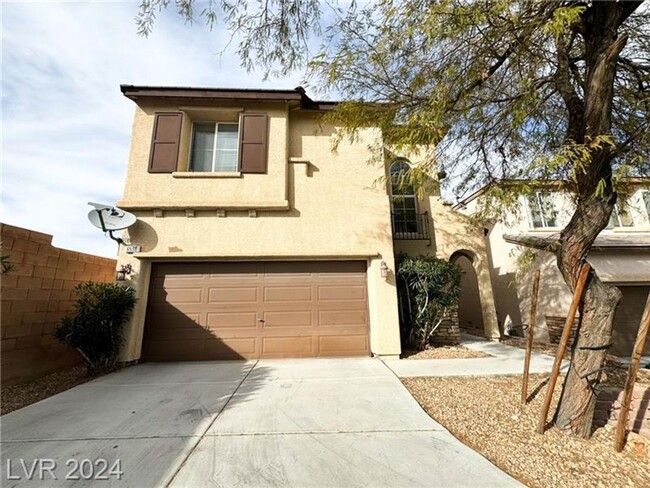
454;179;650;356
114;85;500;363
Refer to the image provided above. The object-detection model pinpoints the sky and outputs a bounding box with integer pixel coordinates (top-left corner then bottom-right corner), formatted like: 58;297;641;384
1;1;307;257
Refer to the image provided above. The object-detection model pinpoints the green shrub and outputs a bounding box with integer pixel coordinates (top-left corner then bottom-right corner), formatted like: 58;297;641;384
54;282;137;375
396;253;462;350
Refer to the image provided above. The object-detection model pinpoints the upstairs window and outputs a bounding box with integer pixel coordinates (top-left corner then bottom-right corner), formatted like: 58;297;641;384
190;123;239;172
390;161;417;213
606;201;634;229
148;112;268;174
526;191;558;228
644;191;650;219
390;160;421;236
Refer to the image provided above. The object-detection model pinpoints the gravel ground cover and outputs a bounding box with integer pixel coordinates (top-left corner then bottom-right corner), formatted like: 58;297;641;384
402;344;493;359
403;374;650;488
1;366;93;415
605;364;650;388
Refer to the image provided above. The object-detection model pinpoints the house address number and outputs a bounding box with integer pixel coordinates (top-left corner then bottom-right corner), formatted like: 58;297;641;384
125;245;141;254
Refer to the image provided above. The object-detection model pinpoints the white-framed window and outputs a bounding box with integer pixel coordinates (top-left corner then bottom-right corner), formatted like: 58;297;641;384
190;122;239;172
390;160;417;213
526;191;558;228
606;201;634;229
390;160;419;234
643;191;650;219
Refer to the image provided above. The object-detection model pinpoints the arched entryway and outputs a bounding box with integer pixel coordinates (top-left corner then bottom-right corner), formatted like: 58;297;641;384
451;251;485;337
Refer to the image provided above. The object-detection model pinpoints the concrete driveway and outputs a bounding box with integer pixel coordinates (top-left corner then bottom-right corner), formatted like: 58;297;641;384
1;359;521;487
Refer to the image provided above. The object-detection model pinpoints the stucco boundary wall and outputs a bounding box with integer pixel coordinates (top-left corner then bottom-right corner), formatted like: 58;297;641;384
594;384;650;440
1;223;117;385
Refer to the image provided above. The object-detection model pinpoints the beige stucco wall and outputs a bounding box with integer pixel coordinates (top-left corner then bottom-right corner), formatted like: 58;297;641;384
117;107;402;361
119;101;290;209
453;254;485;334
426;198;500;339
468;186;650;346
390;167;500;339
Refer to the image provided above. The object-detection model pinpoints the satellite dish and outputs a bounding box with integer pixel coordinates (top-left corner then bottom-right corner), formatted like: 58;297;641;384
87;203;137;231
87;202;137;246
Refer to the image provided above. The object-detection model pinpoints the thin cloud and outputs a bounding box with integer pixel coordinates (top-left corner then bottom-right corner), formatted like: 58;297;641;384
2;2;306;257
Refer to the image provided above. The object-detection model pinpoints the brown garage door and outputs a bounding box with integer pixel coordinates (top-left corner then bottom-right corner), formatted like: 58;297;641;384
142;261;370;360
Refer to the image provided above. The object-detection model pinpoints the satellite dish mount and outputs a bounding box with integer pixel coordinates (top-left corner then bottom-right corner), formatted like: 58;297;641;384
87;202;137;248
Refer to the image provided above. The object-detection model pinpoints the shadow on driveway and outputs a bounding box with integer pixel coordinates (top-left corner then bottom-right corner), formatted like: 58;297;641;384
1;360;268;487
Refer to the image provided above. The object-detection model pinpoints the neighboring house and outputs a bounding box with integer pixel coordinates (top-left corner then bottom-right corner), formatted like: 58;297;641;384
114;85;499;362
454;179;650;356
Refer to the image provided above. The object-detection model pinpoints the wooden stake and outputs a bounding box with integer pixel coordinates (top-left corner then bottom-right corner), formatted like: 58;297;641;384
536;262;591;434
522;269;541;406
614;292;650;452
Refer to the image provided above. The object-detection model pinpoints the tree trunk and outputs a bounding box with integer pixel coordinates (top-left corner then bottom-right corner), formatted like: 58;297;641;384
553;2;630;438
555;190;623;438
555;260;621;437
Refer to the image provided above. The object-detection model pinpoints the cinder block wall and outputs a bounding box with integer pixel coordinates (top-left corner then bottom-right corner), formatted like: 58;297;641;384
1;223;116;385
594;384;650;440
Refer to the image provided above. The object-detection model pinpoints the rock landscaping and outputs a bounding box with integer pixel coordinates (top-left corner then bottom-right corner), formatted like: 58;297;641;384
1;365;92;415
402;344;493;360
403;374;650;488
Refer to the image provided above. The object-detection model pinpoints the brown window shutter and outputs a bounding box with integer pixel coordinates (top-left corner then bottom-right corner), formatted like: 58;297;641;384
148;112;183;173
238;113;268;174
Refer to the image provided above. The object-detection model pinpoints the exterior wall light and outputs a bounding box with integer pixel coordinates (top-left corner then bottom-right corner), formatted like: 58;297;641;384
116;264;133;282
380;261;389;278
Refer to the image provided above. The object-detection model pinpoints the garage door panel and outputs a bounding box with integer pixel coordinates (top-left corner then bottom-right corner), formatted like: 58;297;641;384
148;281;176;303
318;335;368;355
262;336;313;356
316;261;366;274
264;286;312;302
319;310;367;326
156;287;203;304
263;261;317;275
143;261;369;361
206;312;258;328
157;277;207;288
316;326;368;335
146;327;215;341
263;311;312;327
147;312;201;329
262;299;315;310
205;338;257;359
148;300;205;314
315;301;368;312
153;262;210;278
149;303;202;321
318;285;366;301
210;262;261;276
208;287;258;303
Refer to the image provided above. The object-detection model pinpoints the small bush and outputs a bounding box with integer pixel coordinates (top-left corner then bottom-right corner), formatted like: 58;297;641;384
54;282;137;375
396;253;462;350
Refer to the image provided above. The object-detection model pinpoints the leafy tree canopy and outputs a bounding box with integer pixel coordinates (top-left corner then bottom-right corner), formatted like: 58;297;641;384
137;0;649;203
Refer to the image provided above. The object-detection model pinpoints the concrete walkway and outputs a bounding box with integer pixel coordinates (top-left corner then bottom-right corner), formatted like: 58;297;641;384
1;359;521;487
383;335;569;378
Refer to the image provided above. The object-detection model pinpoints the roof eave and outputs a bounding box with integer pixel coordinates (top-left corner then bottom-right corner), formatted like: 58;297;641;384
119;85;339;111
